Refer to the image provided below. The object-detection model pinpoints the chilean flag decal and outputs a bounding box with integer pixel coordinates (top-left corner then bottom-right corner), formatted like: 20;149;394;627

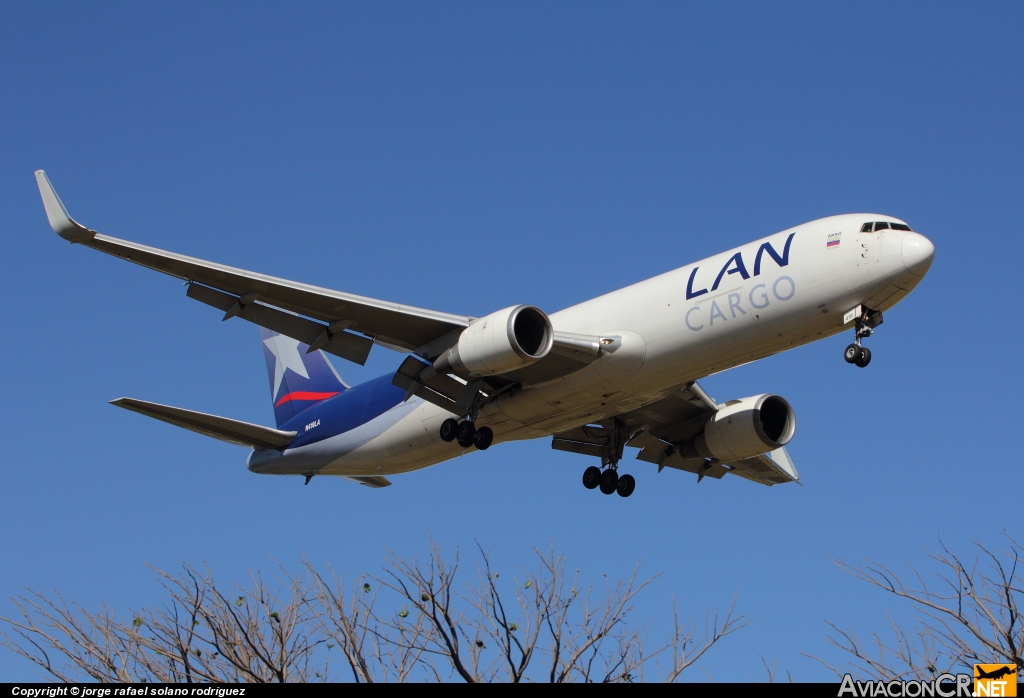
260;327;348;429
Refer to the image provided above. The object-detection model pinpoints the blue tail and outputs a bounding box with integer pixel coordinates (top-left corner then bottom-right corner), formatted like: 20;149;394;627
260;328;348;429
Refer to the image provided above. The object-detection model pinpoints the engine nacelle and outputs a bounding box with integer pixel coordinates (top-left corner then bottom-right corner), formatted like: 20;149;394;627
435;305;554;377
678;394;796;462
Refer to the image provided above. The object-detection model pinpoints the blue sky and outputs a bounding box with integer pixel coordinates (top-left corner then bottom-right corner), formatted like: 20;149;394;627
1;2;1021;681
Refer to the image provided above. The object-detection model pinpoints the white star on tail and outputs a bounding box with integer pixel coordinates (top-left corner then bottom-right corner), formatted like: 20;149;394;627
263;334;309;398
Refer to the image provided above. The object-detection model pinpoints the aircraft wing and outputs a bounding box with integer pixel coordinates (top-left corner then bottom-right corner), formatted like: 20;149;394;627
37;171;606;388
35;171;470;361
553;380;800;486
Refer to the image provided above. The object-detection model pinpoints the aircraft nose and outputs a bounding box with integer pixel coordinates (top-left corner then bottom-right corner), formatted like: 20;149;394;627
902;232;935;276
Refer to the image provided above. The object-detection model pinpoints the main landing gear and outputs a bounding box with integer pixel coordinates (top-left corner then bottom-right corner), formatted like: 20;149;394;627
582;465;635;498
843;306;882;368
439;417;493;450
580;418;635;498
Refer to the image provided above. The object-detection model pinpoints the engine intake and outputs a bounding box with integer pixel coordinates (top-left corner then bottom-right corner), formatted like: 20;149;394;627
678;394;796;462
435;305;554;377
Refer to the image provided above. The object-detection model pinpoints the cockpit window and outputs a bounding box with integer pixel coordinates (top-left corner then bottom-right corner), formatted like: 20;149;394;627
861;221;914;232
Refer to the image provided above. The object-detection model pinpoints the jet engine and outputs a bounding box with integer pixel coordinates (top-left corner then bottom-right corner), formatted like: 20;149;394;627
434;305;554;377
677;394;796;462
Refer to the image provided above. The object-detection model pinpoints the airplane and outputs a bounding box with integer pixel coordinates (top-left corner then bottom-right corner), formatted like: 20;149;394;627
975;665;1018;681
35;170;934;496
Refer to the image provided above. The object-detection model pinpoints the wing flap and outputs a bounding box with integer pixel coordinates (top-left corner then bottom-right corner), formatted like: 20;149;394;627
625;429;669;450
723;447;799;486
551;438;608;459
187;283;373;365
110;397;296;450
391;358;460;414
393;355;468;403
348;475;392;488
663;455;729;479
553;423;611;446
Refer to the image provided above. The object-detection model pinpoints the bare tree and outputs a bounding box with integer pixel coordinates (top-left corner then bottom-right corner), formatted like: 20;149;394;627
1;564;324;683
2;542;746;682
811;534;1023;681
760;655;794;683
359;543;747;682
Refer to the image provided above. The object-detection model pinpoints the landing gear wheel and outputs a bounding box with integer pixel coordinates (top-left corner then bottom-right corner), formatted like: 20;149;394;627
456;421;477;448
844;344;863;364
855;346;872;368
616;474;635;498
439;418;459;442
599;469;619;495
473;426;493;450
582;466;601;489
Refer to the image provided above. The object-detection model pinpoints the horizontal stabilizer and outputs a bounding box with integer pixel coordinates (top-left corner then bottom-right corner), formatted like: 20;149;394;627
110;397;297;450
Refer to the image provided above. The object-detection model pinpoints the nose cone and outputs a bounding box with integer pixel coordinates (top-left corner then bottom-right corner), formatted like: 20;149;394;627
902;232;935;276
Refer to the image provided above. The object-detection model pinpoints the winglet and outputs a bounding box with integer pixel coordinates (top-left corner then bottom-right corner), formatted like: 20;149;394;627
34;170;95;242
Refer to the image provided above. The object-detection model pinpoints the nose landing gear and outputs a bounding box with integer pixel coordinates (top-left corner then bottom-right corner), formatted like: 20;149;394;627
843;305;882;368
844;342;872;368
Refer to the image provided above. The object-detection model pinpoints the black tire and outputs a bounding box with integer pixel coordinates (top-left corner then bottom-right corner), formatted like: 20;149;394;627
599;469;619;495
439;418;459;442
844;344;863;364
855;346;872;368
456;421;477;448
582;466;602;489
616;474;636;498
473;426;494;450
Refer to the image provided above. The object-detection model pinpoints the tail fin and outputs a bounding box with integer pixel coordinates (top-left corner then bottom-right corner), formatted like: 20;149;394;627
260;328;348;428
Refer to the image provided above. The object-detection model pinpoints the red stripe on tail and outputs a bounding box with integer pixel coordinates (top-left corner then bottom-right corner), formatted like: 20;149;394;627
274;391;340;407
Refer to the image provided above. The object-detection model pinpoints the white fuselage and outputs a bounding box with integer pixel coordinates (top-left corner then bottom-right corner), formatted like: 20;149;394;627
248;213;932;478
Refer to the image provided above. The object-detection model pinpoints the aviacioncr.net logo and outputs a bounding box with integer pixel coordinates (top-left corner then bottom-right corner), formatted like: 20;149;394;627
838;673;973;697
